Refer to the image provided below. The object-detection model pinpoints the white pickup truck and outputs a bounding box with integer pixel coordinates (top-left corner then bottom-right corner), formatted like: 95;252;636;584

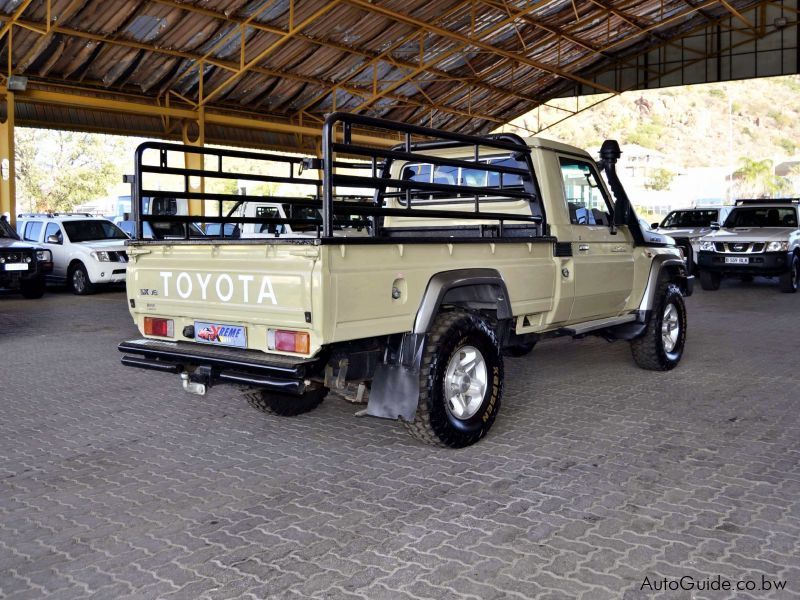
119;113;692;447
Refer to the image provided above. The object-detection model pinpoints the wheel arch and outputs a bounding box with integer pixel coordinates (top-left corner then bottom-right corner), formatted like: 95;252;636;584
413;268;512;334
638;255;691;313
67;258;85;274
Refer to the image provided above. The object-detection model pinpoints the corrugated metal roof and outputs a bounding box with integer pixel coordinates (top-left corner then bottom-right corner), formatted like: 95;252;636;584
0;0;764;149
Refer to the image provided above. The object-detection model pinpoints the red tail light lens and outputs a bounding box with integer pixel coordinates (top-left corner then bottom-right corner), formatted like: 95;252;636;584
144;317;174;337
268;329;310;354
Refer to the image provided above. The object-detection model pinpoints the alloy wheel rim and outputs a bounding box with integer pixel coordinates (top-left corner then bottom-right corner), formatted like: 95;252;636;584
444;345;488;420
73;269;85;293
661;303;680;353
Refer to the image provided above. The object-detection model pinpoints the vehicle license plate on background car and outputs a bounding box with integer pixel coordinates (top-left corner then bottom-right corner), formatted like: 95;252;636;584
3;263;28;271
725;257;749;264
194;322;247;348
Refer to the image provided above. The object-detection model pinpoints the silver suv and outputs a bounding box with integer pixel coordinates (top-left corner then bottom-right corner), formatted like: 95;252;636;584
696;199;800;292
653;206;732;273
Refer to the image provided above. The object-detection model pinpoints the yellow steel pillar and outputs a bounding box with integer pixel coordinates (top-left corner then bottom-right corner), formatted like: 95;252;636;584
182;111;205;217
0;91;15;225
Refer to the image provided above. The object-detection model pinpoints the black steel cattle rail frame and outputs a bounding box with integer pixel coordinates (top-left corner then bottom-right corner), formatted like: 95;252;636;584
132;112;544;241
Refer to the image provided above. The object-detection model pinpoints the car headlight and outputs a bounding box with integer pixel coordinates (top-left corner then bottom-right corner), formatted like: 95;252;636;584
699;240;716;251
35;250;51;261
766;241;789;252
91;250;111;262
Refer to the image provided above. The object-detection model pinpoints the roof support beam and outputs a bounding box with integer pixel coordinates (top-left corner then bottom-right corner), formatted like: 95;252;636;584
11;19;500;125
343;0;618;95
11;86;396;147
198;0;341;106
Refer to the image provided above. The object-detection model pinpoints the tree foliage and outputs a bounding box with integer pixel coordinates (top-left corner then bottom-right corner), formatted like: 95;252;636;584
731;157;791;198
645;168;676;191
15;129;124;213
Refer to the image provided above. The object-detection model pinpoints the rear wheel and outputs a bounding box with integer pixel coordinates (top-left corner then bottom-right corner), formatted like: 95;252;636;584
630;281;687;371
699;270;721;291
779;255;799;293
404;311;503;448
69;262;95;295
244;386;327;416
20;276;45;299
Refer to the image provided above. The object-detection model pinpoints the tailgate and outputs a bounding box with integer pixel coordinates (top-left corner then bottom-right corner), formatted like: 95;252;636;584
126;242;319;353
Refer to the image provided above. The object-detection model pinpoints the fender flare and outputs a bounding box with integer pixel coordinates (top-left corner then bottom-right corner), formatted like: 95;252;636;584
412;268;513;334
638;255;690;314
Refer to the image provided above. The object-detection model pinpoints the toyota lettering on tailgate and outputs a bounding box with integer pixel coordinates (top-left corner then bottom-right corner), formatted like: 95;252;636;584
156;271;278;304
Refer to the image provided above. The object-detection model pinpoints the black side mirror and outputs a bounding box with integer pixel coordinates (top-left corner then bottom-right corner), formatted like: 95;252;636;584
710;221;720;230
651;222;659;229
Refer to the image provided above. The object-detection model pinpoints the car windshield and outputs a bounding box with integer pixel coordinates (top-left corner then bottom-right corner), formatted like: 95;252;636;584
724;207;798;228
63;220;127;242
0;218;19;239
660;209;718;228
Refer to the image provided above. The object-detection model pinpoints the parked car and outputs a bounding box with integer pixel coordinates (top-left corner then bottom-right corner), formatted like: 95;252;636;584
652;206;733;273
0;216;52;298
696;199;800;292
16;213;128;294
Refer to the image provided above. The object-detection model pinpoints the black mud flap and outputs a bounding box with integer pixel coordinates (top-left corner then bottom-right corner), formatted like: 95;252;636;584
365;333;426;421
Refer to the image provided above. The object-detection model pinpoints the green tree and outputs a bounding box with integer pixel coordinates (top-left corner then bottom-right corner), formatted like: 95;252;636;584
645;168;676;191
15;129;124;213
732;157;791;197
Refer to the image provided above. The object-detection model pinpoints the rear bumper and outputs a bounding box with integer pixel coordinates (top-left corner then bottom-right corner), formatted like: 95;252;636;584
118;338;319;395
697;251;791;275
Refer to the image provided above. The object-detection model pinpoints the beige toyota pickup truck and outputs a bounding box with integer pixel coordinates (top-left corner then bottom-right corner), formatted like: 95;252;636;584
119;113;692;448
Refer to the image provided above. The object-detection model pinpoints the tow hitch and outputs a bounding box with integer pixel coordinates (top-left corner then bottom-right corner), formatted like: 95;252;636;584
180;372;207;396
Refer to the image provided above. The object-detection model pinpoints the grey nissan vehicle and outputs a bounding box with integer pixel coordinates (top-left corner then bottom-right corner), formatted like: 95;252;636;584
696;199;800;292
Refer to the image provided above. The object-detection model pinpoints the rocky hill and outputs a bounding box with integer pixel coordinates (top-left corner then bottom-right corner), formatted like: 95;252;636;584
505;75;800;169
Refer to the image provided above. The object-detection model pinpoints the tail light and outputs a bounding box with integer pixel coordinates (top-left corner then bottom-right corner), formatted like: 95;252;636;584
144;317;174;337
267;329;310;354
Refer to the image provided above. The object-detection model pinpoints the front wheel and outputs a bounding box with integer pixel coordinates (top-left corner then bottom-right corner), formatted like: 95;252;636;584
244;386;327;416
404;311;503;448
779;255;799;293
630;282;687;371
69;262;95;295
699;270;721;291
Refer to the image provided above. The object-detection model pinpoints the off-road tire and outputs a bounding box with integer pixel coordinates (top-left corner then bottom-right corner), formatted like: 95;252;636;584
244;386;327;416
503;340;536;357
68;262;95;295
404;311;503;448
20;276;45;299
699;269;721;291
630;280;687;371
779;255;799;293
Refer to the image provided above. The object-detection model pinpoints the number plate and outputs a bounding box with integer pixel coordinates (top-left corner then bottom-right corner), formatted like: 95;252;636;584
3;263;28;271
725;256;749;264
194;322;247;348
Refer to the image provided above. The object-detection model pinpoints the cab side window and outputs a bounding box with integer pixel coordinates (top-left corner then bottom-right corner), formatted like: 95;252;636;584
44;223;63;244
559;158;612;226
24;221;42;241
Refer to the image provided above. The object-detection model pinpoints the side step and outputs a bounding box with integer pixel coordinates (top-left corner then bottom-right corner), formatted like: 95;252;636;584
557;314;637;336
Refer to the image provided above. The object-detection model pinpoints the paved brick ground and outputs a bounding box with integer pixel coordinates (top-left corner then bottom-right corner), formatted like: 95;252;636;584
0;280;798;599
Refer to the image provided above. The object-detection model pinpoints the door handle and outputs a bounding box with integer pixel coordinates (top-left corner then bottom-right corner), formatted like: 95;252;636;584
578;244;590;252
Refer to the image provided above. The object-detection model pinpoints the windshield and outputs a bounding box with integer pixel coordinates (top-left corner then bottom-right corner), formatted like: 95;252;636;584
724;207;798;228
660;209;718;228
63;220;127;242
0;218;19;239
